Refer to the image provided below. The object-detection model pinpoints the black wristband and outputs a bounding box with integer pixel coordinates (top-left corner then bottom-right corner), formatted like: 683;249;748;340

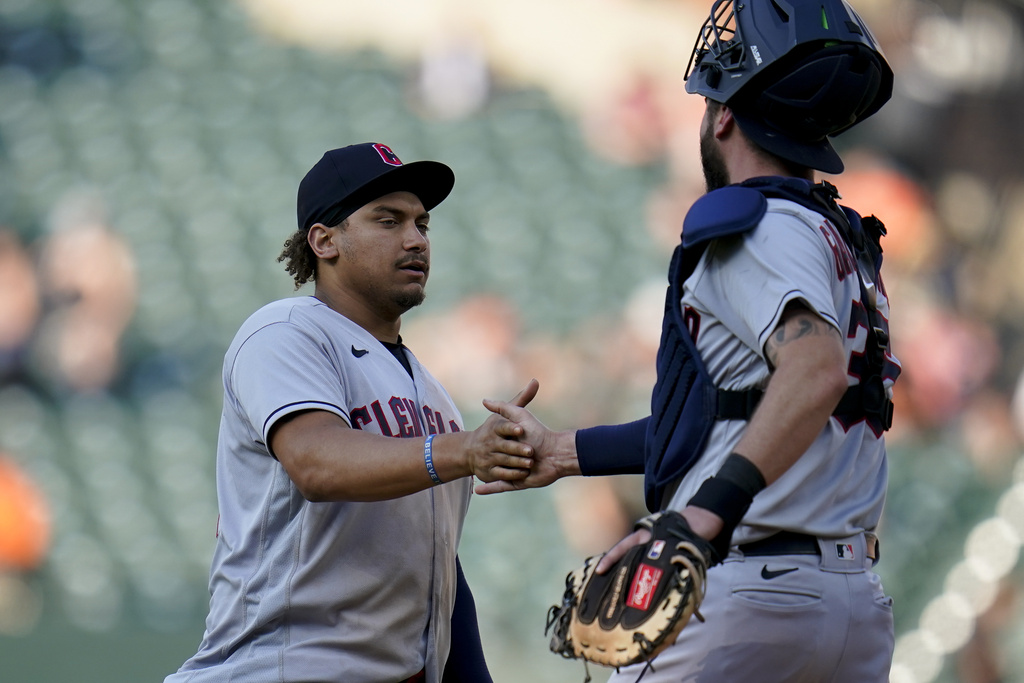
715;452;767;498
687;453;767;559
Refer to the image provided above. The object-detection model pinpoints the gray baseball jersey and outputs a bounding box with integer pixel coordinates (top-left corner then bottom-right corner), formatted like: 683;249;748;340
666;197;900;544
166;296;471;683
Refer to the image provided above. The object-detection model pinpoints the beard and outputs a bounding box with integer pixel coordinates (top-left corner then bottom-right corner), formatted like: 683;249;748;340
699;124;730;192
393;255;428;312
393;289;426;312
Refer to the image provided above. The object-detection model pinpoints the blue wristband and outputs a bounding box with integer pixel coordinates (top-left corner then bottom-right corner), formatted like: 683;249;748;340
424;434;443;485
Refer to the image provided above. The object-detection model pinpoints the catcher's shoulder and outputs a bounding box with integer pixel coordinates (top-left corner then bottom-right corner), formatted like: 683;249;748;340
682;186;767;249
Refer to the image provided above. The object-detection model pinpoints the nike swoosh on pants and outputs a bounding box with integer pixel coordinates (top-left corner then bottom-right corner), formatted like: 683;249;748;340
761;565;799;580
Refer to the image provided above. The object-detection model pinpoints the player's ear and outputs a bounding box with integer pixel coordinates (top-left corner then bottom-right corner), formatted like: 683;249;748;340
307;223;339;259
713;106;736;140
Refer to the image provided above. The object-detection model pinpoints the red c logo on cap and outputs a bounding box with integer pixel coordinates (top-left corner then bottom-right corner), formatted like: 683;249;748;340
373;143;403;166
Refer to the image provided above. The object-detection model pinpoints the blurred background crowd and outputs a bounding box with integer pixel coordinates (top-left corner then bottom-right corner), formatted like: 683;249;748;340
0;0;1022;681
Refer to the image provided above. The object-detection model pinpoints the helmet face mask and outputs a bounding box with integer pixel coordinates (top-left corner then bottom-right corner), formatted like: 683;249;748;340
683;0;893;173
684;0;745;90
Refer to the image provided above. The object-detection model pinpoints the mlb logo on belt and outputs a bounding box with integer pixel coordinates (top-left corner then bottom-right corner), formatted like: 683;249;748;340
835;543;856;560
627;564;663;611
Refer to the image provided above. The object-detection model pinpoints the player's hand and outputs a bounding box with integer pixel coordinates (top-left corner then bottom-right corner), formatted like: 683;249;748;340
508;378;539;409
592;506;723;574
463;380;539;483
595;527;652;574
475;380;580;494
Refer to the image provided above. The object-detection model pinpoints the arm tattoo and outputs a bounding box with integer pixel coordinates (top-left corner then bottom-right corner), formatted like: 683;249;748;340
765;313;837;368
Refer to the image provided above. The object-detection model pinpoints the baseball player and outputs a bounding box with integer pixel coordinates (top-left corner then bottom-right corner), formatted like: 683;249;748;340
481;0;902;680
164;142;536;683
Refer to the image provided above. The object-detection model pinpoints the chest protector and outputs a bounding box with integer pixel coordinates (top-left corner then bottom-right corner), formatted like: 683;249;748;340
644;177;895;511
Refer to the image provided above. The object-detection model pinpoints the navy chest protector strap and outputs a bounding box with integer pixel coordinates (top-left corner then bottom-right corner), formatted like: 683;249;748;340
643;178;894;512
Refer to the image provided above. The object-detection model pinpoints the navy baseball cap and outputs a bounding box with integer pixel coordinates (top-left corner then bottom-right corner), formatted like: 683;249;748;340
297;143;455;231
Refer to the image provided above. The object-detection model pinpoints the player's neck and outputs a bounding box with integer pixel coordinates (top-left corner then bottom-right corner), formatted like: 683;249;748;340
724;134;814;185
727;156;814;185
312;286;402;344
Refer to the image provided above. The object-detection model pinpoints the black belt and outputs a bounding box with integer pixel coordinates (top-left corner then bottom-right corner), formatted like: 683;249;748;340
739;531;879;562
739;531;820;557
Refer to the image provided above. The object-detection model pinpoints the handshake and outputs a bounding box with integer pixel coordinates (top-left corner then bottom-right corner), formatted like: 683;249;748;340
471;378;581;494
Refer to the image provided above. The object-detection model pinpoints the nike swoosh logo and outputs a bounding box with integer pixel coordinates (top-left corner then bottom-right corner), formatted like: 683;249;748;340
761;565;799;580
351;346;368;358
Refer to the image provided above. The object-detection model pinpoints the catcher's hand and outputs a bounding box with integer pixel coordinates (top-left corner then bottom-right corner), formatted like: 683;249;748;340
546;511;714;669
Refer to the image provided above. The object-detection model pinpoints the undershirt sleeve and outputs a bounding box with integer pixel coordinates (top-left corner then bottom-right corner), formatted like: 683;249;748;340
442;556;492;683
575;417;648;476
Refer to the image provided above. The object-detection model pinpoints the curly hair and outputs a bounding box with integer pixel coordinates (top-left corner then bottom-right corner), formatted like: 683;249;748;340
277;228;317;289
277;218;350;289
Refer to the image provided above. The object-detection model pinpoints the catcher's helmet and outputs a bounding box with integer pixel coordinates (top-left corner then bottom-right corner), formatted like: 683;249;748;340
684;0;893;173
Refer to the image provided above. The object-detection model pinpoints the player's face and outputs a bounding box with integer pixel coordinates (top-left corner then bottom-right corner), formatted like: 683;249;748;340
699;102;730;192
331;191;431;318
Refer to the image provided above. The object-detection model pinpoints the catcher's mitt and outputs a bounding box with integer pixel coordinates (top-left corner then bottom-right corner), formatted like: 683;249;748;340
546;511;713;670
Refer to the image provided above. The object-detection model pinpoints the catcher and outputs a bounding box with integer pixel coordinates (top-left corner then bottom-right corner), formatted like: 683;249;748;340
480;0;900;680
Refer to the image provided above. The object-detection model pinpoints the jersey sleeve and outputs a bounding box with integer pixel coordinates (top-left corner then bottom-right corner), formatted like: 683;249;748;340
227;321;349;449
704;209;841;357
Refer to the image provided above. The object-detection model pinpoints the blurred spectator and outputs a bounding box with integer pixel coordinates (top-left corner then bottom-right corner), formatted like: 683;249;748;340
415;35;491;120
893;298;1000;432
0;454;50;572
581;73;670;166
551;476;635;556
958;389;1020;483
0;230;41;383
31;191;138;394
403;294;520;404
0;454;50;637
